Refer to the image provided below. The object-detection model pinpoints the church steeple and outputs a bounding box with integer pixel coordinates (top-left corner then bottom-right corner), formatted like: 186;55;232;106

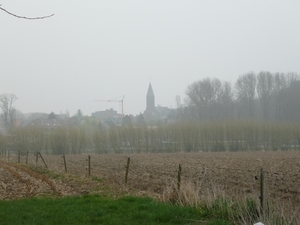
146;83;155;112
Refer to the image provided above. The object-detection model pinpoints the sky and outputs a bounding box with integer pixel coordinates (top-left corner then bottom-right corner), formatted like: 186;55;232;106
1;1;300;116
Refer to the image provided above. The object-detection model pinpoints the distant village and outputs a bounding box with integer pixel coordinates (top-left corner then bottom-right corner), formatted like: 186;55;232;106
0;83;174;133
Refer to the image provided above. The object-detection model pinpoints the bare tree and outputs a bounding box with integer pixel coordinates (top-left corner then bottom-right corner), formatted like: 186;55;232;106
219;81;234;120
50;127;68;155
186;78;217;120
235;73;257;119
69;127;87;155
186;78;233;121
273;73;300;121
257;71;274;120
0;4;54;19
278;77;300;122
12;127;31;155
0;94;17;130
285;72;299;87
273;73;287;121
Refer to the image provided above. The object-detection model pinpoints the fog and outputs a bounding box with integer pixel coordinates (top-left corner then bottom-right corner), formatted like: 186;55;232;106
1;1;300;116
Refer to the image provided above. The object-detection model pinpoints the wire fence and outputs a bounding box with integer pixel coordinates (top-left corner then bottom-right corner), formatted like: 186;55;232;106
1;150;300;213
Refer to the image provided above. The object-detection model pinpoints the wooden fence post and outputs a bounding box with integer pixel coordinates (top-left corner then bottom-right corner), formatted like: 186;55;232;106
62;154;67;173
18;150;20;163
260;168;266;218
26;151;28;164
38;152;48;168
88;155;91;177
177;164;182;191
125;157;130;184
8;150;10;161
36;152;39;166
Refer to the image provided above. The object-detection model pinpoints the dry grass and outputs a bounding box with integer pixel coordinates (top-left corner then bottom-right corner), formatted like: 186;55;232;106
14;164;58;193
162;179;300;225
0;162;36;196
1;161;57;193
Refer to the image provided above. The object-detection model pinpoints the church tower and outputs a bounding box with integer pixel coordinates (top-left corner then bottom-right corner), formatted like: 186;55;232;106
146;83;155;112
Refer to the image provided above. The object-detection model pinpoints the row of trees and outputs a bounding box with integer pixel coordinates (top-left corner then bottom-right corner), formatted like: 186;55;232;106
183;72;300;122
0;126;88;155
1;121;300;155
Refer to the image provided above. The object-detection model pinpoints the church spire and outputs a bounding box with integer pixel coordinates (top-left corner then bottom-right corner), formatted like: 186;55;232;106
146;83;155;112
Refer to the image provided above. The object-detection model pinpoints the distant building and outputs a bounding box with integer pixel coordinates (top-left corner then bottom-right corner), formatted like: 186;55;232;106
27;115;80;128
92;108;123;127
155;105;171;120
29;118;62;128
12;118;23;128
144;83;171;123
92;108;120;121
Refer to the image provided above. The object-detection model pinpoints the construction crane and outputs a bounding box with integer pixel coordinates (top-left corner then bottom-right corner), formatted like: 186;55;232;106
94;95;125;117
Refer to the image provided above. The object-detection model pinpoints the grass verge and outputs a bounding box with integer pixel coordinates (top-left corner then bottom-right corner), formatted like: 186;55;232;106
0;194;232;225
162;180;299;225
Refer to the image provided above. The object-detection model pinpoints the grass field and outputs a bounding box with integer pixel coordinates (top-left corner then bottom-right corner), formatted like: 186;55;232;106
0;195;232;225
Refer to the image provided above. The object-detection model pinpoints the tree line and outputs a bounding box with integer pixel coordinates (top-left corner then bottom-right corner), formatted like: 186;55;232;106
182;72;300;122
1;71;300;154
1;120;300;155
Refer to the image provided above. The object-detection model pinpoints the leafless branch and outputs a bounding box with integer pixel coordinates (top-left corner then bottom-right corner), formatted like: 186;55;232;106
0;5;54;20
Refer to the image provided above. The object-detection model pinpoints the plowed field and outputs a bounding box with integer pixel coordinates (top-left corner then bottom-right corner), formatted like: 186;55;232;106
1;151;300;213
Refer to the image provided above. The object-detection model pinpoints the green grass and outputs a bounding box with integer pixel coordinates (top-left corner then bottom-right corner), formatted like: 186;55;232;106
0;195;232;225
32;166;65;180
91;176;104;182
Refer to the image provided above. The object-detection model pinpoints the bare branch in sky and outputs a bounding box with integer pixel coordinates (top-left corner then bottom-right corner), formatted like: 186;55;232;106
0;5;54;20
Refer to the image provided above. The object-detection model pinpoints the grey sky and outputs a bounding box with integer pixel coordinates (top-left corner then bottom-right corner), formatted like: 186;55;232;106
1;1;300;116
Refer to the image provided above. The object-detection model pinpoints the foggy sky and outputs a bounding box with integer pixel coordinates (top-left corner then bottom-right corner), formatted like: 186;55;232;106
1;1;300;116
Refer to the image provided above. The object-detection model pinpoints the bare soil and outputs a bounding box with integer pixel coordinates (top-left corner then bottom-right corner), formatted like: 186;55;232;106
1;151;300;212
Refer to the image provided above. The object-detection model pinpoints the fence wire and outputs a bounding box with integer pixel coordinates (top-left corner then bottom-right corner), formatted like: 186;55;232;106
1;151;300;211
